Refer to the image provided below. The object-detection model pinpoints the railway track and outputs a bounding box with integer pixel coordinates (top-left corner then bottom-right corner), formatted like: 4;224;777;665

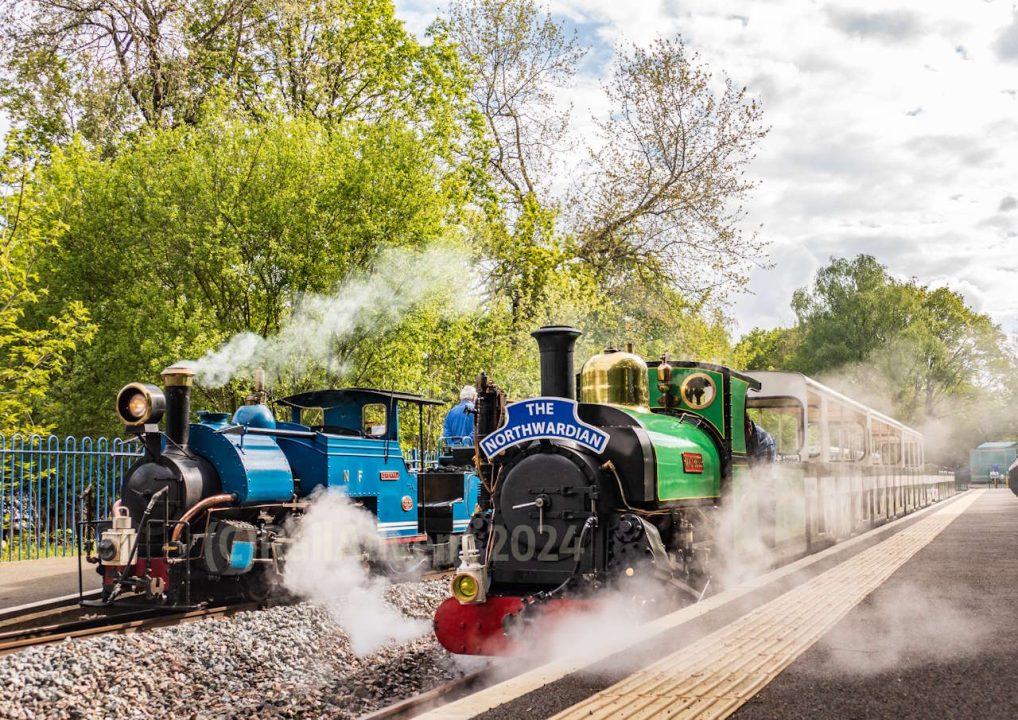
0;568;450;656
0;602;258;655
420;568;454;582
361;668;492;720
0;590;103;631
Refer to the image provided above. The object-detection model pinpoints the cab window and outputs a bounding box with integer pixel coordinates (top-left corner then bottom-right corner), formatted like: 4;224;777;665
301;407;324;427
362;404;387;438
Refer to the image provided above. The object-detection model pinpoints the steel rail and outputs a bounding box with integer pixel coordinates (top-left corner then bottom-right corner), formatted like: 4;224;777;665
360;669;492;720
0;602;258;655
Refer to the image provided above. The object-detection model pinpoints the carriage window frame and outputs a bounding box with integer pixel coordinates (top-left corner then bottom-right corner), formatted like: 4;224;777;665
826;420;867;463
870;418;903;466
806;395;823;459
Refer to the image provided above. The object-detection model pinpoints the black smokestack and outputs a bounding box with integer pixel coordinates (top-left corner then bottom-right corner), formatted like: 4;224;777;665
531;326;582;399
161;364;195;447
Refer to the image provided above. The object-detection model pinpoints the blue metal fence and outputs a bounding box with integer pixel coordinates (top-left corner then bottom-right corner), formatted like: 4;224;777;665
0;434;143;561
0;437;447;562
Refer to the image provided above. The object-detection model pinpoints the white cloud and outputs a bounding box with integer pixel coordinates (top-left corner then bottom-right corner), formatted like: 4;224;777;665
396;0;1018;336
825;7;924;42
994;13;1018;62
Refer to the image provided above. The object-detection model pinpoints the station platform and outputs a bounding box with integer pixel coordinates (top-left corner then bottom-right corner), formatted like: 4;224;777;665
0;556;101;610
423;488;1017;720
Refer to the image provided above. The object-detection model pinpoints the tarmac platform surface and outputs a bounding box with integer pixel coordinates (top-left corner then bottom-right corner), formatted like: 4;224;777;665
0;556;102;610
425;488;1017;720
735;487;1018;719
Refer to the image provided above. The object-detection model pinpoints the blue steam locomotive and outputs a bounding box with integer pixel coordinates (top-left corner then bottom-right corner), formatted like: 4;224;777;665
80;364;479;607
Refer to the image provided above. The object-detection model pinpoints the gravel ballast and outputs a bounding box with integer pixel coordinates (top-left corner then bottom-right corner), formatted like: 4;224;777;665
0;579;481;720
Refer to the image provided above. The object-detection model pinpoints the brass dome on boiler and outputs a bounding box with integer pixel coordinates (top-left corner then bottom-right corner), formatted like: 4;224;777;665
579;344;649;410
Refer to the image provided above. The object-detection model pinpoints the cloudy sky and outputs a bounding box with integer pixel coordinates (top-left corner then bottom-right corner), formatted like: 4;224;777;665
398;0;1018;338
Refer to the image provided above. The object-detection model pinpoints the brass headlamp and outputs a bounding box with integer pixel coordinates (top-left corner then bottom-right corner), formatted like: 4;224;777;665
116;383;166;426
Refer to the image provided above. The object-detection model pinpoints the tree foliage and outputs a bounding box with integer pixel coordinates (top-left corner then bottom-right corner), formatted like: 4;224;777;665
443;0;584;209
787;255;1009;421
789;255;917;374
17;112;478;433
0;0;762;436
446;1;768;327
1;165;96;436
573;38;768;299
733;327;798;372
0;0;476;156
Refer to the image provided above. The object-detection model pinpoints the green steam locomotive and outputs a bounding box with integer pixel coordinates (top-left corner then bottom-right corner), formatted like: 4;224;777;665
434;325;767;655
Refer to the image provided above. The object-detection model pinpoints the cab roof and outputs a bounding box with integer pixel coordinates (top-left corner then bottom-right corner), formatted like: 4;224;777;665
277;388;445;409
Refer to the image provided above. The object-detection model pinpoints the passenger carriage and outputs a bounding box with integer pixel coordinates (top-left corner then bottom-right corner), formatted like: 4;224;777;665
741;371;952;564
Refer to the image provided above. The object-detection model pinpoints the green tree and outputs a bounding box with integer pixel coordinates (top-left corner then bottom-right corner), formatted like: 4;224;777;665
0;0;476;158
4;0;767;438
443;0;584;209
22;113;472;433
786;255;1009;422
0;0;258;149
734;327;798;371
442;0;587;338
762;254;1017;464
1;162;96;435
789;255;919;374
444;0;764;356
573;37;768;303
900;285;1008;419
0;0;486;435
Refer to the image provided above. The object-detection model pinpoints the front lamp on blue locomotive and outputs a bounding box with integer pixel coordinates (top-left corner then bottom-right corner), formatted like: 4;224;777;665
116;383;166;426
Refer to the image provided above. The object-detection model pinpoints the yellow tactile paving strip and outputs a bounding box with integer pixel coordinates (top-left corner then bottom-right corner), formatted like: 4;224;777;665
552;489;983;720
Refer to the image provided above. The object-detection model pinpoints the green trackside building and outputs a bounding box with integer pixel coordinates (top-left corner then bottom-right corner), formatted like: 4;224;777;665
970;441;1018;484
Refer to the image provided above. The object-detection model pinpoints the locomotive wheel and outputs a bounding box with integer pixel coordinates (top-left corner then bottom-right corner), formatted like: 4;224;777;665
240;566;273;605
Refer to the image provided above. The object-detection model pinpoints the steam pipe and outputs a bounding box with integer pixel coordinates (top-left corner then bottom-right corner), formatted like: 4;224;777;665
531;326;582;399
169;493;236;544
161;364;195;447
473;372;504;503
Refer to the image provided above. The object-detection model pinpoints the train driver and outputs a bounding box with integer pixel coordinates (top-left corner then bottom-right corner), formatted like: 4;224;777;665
746;415;777;464
442;385;477;447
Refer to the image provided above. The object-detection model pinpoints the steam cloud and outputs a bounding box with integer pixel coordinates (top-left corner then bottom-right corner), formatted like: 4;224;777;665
712;464;802;587
191;244;478;387
536;589;661;667
282;490;427;656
